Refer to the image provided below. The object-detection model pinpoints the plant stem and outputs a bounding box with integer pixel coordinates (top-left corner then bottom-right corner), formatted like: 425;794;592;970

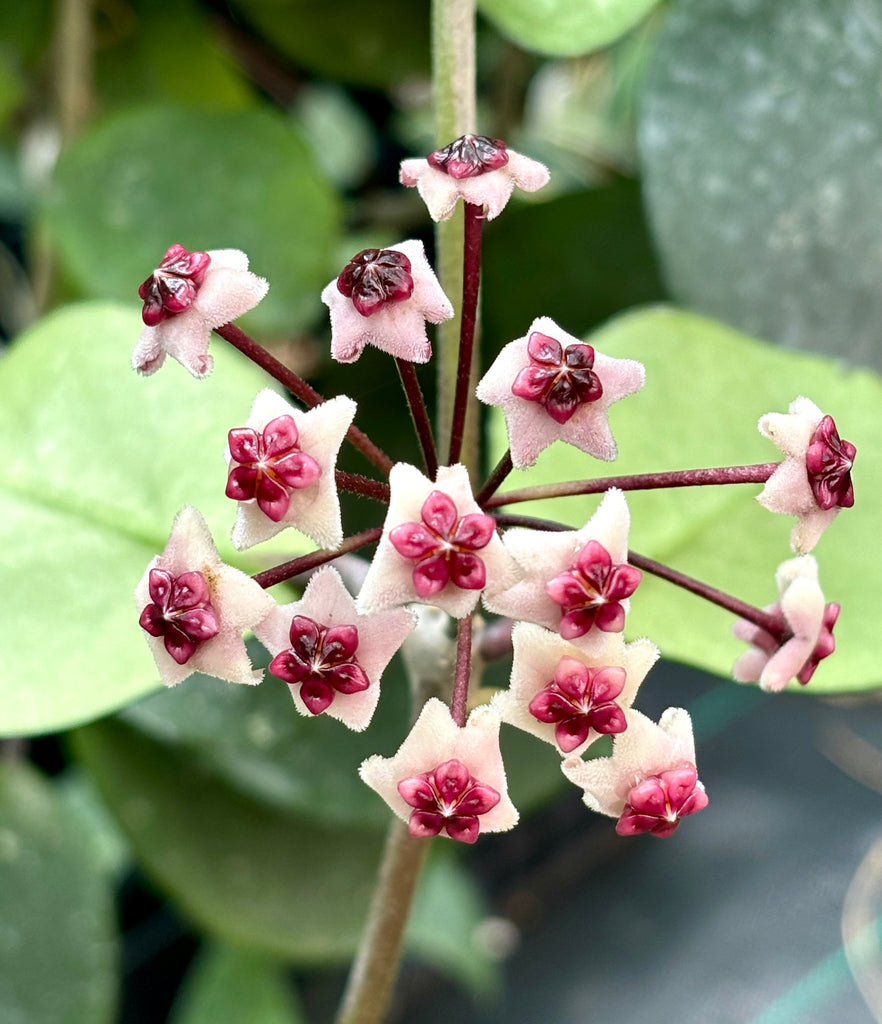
447;201;483;465
483;463;780;508
215;323;394;475
475;448;513;505
395;358;438;479
335;471;390;503
252;527;382;589
335;821;430;1024
451;614;473;727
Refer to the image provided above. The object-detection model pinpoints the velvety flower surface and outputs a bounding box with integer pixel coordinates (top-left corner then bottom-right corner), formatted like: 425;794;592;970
400;135;550;221
483;488;635;653
358;463;518;619
320;240;453;364
757;396;856;553
562;707;708;838
359;698;518;843
732;555;839;692
135;505;275;687
255;567;414;730
132;246;268;378
493;623;659;757
225;389;355;550
476;317;646;467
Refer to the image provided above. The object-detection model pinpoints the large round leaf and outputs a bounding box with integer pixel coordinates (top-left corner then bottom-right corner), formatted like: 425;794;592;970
0;763;118;1024
487;306;882;693
0;302;312;737
43;107;340;334
639;0;882;371
477;0;661;56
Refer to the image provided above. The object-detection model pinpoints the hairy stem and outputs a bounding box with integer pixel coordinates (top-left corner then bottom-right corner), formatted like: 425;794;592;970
253;527;382;589
451;614;473;727
475;449;513;505
396;358;438;479
335;471;390;503
447;202;483;466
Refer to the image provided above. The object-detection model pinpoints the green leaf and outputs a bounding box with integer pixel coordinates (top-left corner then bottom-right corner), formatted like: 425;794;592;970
236;0;429;87
639;0;882;372
72;717;384;964
170;944;305;1024
488;306;882;693
477;0;661;56
42;106;340;334
0;763;118;1024
0;302;312;737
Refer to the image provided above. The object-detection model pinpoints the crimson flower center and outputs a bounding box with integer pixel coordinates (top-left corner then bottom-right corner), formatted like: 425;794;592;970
528;659;628;753
138;567;219;665
397;758;501;844
138;243;211;326
336;248;414;317
389;490;496;599
616;765;708;838
511;331;603;424
427;134;509;179
805;415;856;510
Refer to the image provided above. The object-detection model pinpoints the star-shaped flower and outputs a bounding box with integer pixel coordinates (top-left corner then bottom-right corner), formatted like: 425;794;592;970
756;396;856;553
562;707;708;838
358;463;518;619
732;555;839;692
476;317;646;467
255;567;414;730
359;698;519;843
399;134;550;221
483;488;637;654
493;623;659;757
224;388;356;550
320;240;453;364
133;245;268;378
135;505;275;687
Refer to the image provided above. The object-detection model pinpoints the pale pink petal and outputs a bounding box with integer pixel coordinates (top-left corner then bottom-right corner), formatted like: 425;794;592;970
134;505;275;687
226;389;356;551
359;698;519;836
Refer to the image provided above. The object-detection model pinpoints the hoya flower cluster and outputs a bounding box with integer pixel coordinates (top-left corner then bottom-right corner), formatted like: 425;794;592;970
132;133;854;847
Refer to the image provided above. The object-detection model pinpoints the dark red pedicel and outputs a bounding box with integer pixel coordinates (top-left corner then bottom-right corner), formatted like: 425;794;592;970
336;248;414;317
139;244;211;326
512;331;603;424
616;765;708;838
427;135;509;179
139;568;219;664
398;759;501;843
528;658;628;753
546;540;642;640
805;415;856;510
269;615;369;715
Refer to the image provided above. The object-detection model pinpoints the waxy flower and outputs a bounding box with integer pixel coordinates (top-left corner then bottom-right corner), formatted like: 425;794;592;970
732;555;839;692
133;245;268;378
358;463;517;619
494;623;659;757
320;240;453;364
484;488;638;653
562;708;708;838
359;698;518;843
476;317;646;467
135;505;275;687
756;396;856;553
400;134;550;221
225;389;355;550
255;567;414;730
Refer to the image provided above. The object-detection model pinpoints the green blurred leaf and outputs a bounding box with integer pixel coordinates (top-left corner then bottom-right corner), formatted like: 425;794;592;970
73;717;384;964
488;306;882;693
0;763;117;1024
639;0;882;371
43;106;340;334
478;0;661;56
236;0;429;86
170;944;305;1024
0;302;311;736
296;84;377;189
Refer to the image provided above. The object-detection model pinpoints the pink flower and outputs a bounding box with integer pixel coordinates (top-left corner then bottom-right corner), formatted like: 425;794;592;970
484;488;637;654
476;317;645;468
255;567;414;730
358;463;518;619
756;396;856;553
320;240;453;364
135;505;275;687
133;245;268;378
400;134;550;221
359;698;519;843
224;389;355;550
732;555;839;692
493;623;659;756
562;708;708;838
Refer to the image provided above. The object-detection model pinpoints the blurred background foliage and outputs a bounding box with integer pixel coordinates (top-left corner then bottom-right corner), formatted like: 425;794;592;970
0;0;880;1021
